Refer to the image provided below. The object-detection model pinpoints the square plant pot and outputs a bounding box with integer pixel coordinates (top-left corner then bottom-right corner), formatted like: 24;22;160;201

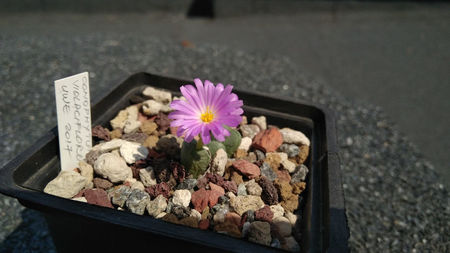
0;72;349;252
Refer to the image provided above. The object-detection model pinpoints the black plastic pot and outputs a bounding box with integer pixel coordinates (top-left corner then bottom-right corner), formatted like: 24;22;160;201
0;72;349;253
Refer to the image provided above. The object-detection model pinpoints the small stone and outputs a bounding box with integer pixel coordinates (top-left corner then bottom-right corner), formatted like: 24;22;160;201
176;178;197;190
211;148;227;176
221;181;238;195
265;152;282;170
225;212;242;226
238;137;252;152
260;163;278;181
140;121;158;135
276;169;292;183
213;206;229;224
93;178;113;190
209;182;225;207
126;189;151;215
201;206;210;220
122;132;148;144
191;188;210;212
85;150;104;166
229;195;265;216
120;142;149;164
240;116;248;126
291;165;309;183
243;152;257;164
72;197;87;203
230;170;244;185
240;124;260;139
279;128;310;146
79;160;94;185
258;176;279;205
282;236;301;252
245;210;255;223
279;144;300;158
172;189;192;207
270;204;285;219
234;149;248;159
179;216;198;228
162;213;179;224
274;179;298;213
255;205;274;223
84;188;113;208
170;161;186;183
124;106;142;134
285;211;298;227
94;153;132;183
139;167;158;187
237;183;247;196
171;204;191;219
156;212;167;219
271;238;281;248
129;179;145;191
292;181;306;195
155;112;171;132
111;185;133;207
273;216;292;237
254;149;265;161
251;116;267;130
198;219;210;230
281;159;296;173
157;134;182;157
110;128;122;139
44;171;87;199
253;128;283;153
248;221;272;246
245;179;263;196
92;125;110;141
232;160;260;179
99;139;126;152
145;182;171;199
214;220;241;238
142;100;161;115
298;144;310;164
143;135;159;149
241;222;251;237
142;86;172;104
110;109;128;129
190;209;202;221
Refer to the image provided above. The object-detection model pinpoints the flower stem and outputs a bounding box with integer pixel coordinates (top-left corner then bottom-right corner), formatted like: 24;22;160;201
196;137;204;150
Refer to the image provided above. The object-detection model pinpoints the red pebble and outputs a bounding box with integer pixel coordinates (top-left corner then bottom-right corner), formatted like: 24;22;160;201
232;160;261;179
191;188;210;212
198;219;210;230
255;205;274;223
84;189;113;208
252;127;283;153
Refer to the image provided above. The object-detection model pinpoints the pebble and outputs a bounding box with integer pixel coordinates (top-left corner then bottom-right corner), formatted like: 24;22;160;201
171;204;191;219
279;128;310;146
198;219;210;230
274;179;298;212
260;163;278;181
237;137;252;152
93;177;113;190
123;106;142;134
94;153;132;183
43;171;87;199
72;197;87;203
176;178;197;190
143;135;159;149
279;143;300;158
258;176;279;205
111;185;133;207
142;99;171;115
119;141;149;164
99;139;126;152
78;160;94;184
214;220;241;238
248;221;272;246
252;127;283;153
139;167;158;187
241;222;251;237
126;189;151;215
84;188;113;208
140;121;158;135
265;152;282;170
142;86;172;104
255;205;274;223
110;109;128;129
251;116;267;130
190;209;202;221
232;160;260;179
239;124;260;139
229;195;265;216
272;216;292;237
172;189;192;207
145;182;171;199
284;211;298;227
297;144;309;164
291;164;309;183
126;178;145;191
270;204;285;219
210;148;228;176
121;132;148;144
237;183;247;196
281;159;296;173
245;179;262;196
254;149;266;161
271;238;281;249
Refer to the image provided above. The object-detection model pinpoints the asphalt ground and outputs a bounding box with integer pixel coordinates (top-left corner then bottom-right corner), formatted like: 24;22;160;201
0;2;449;252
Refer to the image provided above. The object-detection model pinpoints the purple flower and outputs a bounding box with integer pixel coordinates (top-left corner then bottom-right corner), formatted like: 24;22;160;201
168;78;243;144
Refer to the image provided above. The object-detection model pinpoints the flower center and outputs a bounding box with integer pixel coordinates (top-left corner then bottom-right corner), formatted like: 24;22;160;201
200;106;215;123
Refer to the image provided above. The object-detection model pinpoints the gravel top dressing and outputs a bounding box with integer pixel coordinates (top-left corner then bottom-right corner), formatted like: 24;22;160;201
0;34;448;252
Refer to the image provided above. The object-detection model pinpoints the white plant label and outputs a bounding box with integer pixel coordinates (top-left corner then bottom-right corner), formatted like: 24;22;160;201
54;72;92;171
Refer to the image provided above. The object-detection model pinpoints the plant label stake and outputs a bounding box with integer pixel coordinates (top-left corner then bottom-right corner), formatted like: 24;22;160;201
54;72;92;171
